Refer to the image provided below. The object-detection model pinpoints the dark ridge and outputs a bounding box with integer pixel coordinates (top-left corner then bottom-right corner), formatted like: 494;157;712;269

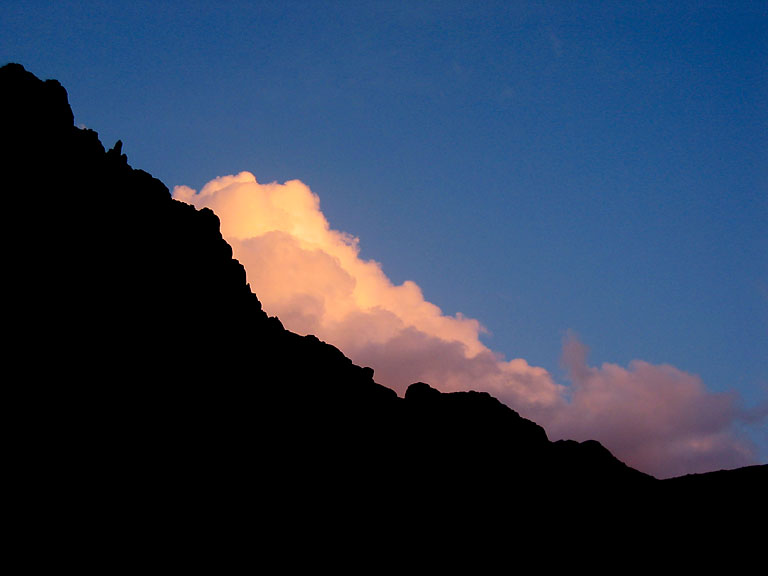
3;63;764;561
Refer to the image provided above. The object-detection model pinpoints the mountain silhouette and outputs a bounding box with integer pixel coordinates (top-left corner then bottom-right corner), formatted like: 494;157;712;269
3;63;764;561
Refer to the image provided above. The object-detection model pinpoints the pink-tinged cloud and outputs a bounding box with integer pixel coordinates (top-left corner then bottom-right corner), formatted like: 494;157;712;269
172;173;762;478
548;334;758;478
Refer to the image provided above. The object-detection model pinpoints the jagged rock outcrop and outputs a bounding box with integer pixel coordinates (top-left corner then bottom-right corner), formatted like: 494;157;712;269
3;64;764;558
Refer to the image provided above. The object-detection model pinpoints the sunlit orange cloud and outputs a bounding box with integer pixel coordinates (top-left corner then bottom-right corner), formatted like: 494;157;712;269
172;173;760;478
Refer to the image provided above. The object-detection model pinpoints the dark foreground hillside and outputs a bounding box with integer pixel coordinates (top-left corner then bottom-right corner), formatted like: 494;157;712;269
3;64;764;561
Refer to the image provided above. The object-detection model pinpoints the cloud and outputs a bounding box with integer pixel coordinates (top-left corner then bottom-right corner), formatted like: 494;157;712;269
173;174;488;355
173;173;564;413
172;173;762;478
548;333;759;478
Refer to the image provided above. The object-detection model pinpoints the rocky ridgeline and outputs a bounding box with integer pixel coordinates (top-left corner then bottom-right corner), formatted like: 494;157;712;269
3;64;764;558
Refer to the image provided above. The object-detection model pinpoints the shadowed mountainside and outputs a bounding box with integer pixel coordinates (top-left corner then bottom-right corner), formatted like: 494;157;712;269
3;64;764;556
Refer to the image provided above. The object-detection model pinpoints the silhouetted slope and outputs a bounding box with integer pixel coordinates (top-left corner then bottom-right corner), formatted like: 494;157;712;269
3;64;764;555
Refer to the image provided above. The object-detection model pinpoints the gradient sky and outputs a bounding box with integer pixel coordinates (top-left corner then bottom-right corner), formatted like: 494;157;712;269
3;1;765;474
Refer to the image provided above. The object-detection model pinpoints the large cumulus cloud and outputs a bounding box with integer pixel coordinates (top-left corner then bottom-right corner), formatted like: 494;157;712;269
173;172;762;478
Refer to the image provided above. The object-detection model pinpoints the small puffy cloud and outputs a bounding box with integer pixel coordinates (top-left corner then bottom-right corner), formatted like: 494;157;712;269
172;173;762;478
549;333;759;478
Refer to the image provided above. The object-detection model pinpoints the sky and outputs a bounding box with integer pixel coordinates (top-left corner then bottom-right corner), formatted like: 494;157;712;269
2;1;765;478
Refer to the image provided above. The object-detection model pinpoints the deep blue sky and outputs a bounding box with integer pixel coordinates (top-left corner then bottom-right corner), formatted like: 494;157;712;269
3;1;766;458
